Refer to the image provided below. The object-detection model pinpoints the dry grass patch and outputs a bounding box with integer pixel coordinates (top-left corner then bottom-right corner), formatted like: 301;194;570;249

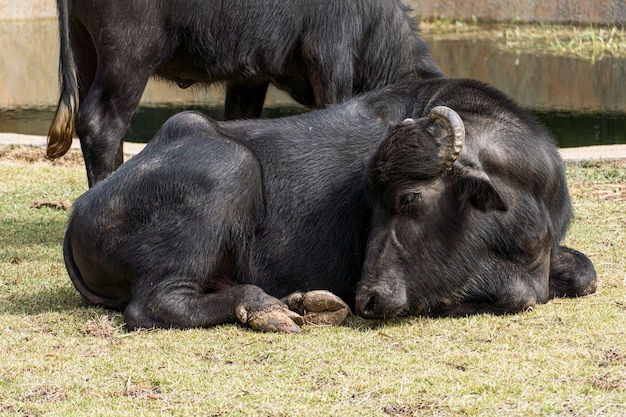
80;314;124;339
0;144;85;167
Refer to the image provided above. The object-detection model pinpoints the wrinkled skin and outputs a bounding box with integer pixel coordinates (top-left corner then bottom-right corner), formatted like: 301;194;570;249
64;78;597;332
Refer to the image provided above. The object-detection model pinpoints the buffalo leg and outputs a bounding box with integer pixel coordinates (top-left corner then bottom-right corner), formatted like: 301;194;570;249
105;116;303;332
74;59;152;186
427;259;553;317
223;80;269;120
549;246;597;298
123;283;303;332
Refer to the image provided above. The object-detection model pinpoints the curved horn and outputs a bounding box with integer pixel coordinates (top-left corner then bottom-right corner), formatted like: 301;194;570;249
428;106;465;170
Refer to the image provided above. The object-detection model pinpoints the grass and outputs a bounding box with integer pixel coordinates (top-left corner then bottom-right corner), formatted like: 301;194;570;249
0;147;625;416
420;19;626;62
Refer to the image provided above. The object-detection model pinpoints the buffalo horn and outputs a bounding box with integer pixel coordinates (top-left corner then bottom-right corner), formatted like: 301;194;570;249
428;106;465;169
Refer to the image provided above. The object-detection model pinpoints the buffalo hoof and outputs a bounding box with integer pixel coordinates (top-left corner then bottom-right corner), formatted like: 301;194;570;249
236;303;304;333
282;290;351;326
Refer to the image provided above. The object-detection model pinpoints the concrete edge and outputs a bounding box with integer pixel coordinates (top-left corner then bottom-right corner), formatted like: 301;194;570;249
1;132;625;162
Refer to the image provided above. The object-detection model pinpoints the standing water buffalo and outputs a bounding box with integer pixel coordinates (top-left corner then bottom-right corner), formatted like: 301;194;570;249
46;0;442;187
64;78;597;332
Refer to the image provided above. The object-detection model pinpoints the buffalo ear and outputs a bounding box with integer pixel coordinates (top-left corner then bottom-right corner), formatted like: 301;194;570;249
454;167;507;211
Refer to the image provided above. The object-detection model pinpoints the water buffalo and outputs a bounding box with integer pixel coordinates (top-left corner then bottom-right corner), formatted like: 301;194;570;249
46;0;442;187
64;78;597;332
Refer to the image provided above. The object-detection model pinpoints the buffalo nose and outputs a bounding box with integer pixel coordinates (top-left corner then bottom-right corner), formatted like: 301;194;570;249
356;284;408;319
355;287;383;319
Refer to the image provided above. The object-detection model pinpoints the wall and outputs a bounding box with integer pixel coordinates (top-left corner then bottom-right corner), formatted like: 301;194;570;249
405;0;626;25
2;0;625;25
0;0;55;19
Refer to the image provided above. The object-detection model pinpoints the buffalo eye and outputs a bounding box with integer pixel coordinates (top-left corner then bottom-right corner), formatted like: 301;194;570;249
397;192;420;213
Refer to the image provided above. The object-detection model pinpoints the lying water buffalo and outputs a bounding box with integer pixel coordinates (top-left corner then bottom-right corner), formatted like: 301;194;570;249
64;78;597;332
46;0;442;187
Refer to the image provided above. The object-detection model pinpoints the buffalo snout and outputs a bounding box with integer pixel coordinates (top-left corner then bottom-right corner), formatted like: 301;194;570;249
355;284;408;319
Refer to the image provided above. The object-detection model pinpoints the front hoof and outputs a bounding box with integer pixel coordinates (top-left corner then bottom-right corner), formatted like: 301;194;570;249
236;304;303;333
303;308;351;326
282;290;351;326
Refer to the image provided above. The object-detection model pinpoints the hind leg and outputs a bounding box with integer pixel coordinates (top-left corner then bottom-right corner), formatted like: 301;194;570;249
549;246;597;298
76;65;151;186
114;125;304;332
73;20;167;187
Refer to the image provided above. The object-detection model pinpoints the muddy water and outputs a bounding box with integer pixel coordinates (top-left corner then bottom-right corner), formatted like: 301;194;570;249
0;18;624;147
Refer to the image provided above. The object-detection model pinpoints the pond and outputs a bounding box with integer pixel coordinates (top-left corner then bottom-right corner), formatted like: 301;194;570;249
0;18;624;148
2;103;625;149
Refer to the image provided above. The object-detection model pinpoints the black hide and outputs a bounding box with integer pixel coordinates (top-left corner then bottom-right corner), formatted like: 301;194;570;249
64;79;597;331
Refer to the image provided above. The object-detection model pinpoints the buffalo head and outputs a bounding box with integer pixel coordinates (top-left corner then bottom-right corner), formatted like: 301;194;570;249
356;104;546;318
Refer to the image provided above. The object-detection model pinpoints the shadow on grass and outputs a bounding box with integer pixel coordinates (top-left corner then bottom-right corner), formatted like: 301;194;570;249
342;315;420;331
0;216;67;249
1;286;423;333
0;284;87;315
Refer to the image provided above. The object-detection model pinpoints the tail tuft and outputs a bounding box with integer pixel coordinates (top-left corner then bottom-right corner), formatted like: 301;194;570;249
47;0;79;160
46;95;77;159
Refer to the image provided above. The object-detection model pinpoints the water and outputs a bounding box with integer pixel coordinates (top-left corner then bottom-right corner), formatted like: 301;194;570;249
0;104;303;140
534;111;626;148
2;104;623;148
1;18;625;148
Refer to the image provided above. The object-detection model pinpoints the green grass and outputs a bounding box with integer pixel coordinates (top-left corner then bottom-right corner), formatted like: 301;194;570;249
0;150;624;416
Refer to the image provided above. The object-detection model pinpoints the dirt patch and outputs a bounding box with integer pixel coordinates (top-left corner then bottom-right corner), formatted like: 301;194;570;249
0;145;85;167
31;199;73;210
19;384;67;403
590;373;626;391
